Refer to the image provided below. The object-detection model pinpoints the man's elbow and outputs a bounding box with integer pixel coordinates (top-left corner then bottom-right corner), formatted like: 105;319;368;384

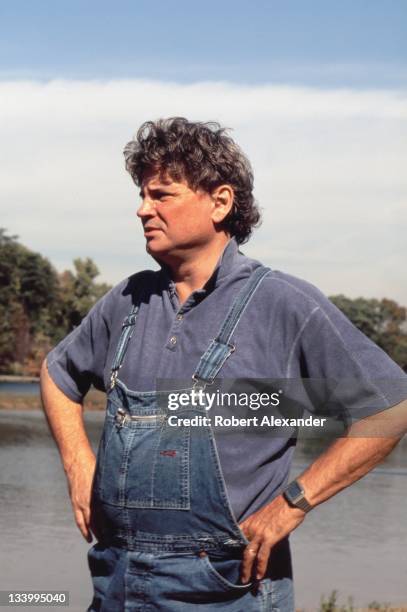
349;399;407;440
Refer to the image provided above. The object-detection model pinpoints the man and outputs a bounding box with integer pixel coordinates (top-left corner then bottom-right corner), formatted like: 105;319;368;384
41;117;407;611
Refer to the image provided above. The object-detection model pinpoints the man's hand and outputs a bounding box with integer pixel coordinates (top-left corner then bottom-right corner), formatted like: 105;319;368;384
239;495;305;583
65;448;97;542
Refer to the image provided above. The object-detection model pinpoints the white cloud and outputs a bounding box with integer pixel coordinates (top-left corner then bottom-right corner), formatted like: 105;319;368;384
1;79;406;303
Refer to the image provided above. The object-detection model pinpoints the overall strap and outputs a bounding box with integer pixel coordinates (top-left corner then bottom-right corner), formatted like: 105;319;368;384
192;265;270;387
109;303;140;389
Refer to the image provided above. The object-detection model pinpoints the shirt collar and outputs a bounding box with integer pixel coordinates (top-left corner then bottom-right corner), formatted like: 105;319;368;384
206;237;240;289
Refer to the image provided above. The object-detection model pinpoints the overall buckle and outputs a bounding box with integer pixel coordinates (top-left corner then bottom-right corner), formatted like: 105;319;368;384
192;374;208;391
110;370;118;389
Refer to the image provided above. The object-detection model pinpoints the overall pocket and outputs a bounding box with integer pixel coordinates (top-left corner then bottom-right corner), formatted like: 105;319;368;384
197;551;253;592
97;407;191;510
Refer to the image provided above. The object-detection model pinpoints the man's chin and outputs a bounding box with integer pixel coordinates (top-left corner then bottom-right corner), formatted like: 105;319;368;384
145;239;170;259
143;243;171;268
145;240;164;255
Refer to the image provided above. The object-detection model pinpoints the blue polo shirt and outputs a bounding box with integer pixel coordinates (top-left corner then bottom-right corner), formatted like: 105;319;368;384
47;238;407;522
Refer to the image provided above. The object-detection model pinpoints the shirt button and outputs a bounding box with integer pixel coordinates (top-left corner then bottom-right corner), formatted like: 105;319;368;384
169;336;177;346
176;313;183;321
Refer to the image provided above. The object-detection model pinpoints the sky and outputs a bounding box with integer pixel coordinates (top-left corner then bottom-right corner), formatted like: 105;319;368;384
1;0;406;302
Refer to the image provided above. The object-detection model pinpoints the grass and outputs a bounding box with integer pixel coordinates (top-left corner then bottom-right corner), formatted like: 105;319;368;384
295;591;407;612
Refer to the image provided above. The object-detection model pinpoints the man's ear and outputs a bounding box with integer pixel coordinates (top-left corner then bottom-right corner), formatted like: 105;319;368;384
211;184;234;223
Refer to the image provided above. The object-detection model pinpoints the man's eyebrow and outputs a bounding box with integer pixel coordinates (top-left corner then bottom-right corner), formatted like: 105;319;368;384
140;186;176;197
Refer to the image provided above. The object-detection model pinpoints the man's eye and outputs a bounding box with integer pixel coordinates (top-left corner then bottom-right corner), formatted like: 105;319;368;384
157;192;172;200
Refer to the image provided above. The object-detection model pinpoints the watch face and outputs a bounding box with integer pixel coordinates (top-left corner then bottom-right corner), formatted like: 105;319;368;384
284;480;311;513
288;481;303;499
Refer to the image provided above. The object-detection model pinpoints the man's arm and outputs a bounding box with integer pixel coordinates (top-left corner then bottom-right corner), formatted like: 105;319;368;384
40;359;97;542
239;399;407;583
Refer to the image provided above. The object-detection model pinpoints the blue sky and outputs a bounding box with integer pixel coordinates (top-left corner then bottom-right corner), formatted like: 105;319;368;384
1;2;406;302
1;0;406;86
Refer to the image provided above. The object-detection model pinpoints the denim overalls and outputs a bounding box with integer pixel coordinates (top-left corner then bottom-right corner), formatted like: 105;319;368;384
88;266;294;611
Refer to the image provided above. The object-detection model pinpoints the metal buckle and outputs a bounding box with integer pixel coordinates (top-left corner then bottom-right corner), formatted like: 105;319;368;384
122;312;137;328
192;374;207;390
192;375;217;390
110;370;118;389
115;408;127;428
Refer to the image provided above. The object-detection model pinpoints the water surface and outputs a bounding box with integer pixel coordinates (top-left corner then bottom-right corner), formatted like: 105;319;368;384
0;409;406;610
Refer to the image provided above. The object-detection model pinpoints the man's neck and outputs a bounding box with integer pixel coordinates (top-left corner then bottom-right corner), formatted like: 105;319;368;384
162;234;231;305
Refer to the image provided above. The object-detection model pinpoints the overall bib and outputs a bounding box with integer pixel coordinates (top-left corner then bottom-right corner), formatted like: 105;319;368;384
88;266;294;611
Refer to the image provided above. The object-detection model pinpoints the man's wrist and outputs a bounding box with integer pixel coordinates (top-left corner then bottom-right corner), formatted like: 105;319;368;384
63;444;95;475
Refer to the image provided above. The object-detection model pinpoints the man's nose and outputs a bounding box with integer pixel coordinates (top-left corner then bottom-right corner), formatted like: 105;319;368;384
137;197;156;218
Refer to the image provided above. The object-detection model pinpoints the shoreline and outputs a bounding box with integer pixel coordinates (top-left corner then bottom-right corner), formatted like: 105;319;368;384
0;389;106;411
0;375;40;383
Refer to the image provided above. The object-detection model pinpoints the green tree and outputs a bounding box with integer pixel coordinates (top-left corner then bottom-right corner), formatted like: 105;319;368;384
0;229;59;372
0;229;111;375
330;295;407;371
57;258;111;333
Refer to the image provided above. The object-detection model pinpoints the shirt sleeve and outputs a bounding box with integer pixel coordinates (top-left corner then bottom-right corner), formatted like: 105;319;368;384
46;293;112;403
296;295;407;422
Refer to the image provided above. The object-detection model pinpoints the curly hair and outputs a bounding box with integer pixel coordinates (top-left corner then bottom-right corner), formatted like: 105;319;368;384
123;117;261;244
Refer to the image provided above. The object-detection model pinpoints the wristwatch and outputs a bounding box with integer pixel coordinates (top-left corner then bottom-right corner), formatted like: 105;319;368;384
283;480;313;513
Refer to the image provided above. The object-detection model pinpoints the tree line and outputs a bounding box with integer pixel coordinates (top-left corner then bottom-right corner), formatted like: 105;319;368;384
0;229;111;375
0;229;406;375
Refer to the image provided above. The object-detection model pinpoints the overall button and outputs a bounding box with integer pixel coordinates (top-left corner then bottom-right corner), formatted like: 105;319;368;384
169;335;177;346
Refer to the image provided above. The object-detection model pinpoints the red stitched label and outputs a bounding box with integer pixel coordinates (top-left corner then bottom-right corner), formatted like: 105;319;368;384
159;450;177;457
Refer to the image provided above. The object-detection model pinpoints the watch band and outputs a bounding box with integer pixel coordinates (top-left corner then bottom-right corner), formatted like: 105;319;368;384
294;495;313;513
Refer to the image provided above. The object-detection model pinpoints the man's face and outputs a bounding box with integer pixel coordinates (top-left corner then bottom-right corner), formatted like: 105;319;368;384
137;172;220;261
